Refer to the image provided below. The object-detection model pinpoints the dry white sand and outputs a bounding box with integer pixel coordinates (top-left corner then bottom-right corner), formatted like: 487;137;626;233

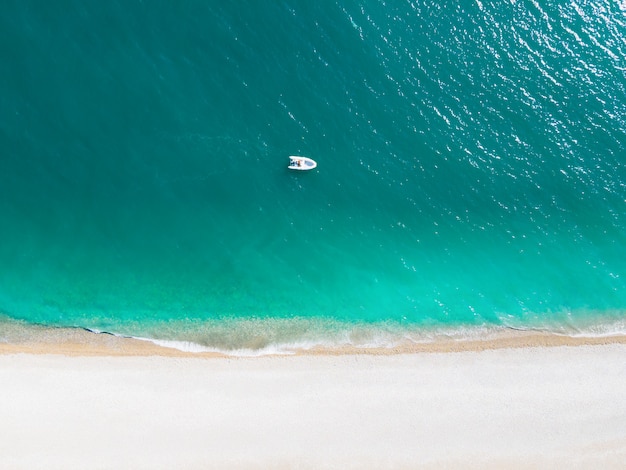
1;344;625;469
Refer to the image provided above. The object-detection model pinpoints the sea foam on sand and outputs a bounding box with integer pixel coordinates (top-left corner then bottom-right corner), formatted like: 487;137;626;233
0;344;625;469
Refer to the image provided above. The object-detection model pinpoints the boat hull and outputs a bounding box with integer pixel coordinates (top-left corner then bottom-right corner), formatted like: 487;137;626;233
288;156;317;170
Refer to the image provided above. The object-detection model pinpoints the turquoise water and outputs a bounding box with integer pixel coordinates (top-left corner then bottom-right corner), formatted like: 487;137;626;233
2;0;626;351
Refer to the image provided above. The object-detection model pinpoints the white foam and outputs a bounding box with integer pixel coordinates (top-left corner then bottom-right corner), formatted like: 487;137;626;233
566;321;626;338
82;316;626;356
144;337;298;356
132;330;408;357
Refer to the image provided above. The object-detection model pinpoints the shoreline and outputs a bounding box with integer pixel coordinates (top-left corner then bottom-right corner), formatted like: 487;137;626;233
2;322;625;468
1;323;626;357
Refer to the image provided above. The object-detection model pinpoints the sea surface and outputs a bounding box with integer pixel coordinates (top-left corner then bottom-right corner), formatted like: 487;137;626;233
2;0;626;353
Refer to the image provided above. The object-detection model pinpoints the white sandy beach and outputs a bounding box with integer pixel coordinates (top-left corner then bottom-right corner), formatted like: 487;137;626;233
1;343;625;469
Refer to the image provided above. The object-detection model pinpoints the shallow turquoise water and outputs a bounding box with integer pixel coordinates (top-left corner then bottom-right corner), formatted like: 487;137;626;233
1;1;625;350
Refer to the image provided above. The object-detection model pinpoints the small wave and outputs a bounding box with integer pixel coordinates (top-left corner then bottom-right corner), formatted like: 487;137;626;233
2;312;625;356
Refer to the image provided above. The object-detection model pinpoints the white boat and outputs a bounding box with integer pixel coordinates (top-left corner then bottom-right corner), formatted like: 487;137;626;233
288;156;317;171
